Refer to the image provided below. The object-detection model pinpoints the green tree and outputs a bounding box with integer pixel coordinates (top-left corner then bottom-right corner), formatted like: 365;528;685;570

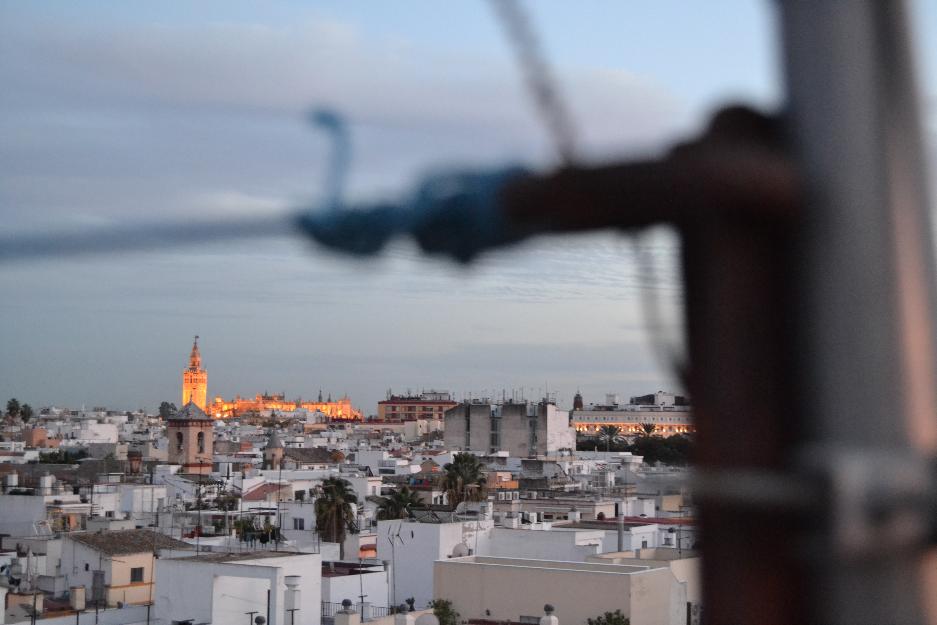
639;423;657;436
442;453;487;507
429;599;459;625
628;434;693;466
158;402;177;419
314;477;358;558
6;398;21;419
20;404;34;422
587;610;630;625
597;425;625;455
377;485;423;520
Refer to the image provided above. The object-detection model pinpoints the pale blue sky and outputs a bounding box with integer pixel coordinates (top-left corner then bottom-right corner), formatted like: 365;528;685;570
0;2;934;414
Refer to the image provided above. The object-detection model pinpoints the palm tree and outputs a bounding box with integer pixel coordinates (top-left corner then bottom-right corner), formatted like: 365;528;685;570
597;425;625;457
377;485;423;520
314;477;358;558
6;398;20;419
639;423;657;437
442;453;487;507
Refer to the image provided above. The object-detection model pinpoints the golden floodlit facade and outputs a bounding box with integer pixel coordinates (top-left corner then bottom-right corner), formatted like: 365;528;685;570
181;336;208;411
210;392;361;421
180;338;362;421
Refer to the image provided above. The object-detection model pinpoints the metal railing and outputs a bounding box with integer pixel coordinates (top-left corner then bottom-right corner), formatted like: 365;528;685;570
322;602;394;622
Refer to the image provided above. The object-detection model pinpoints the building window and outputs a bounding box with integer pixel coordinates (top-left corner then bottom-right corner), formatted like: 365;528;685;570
130;567;144;583
528;418;538;451
490;416;501;451
197;431;205;453
293;518;305;530
176;431;183;452
465;411;471;448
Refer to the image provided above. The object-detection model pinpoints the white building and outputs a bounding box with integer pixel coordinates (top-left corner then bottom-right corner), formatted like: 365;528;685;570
154;550;321;625
571;392;693;436
376;519;494;609
61;529;192;608
434;556;689;625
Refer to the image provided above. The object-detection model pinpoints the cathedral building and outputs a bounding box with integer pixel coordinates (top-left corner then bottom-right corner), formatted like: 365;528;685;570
178;337;362;421
181;336;208;412
210;392;361;421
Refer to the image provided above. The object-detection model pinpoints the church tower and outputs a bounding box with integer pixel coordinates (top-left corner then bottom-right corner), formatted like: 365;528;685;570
182;336;208;412
167;402;213;475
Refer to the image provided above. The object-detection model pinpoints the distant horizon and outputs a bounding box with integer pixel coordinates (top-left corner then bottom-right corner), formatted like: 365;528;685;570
6;333;684;416
1;2;931;419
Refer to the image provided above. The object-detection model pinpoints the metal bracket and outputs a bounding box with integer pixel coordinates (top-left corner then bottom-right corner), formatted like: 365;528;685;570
692;446;937;559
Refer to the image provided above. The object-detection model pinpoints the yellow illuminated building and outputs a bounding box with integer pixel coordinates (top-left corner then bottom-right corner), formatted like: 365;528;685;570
210;391;362;421
180;337;361;421
181;336;208;411
571;408;695;436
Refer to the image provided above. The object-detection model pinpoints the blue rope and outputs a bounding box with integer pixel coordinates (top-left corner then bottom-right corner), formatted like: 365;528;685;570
309;108;351;212
296;165;532;263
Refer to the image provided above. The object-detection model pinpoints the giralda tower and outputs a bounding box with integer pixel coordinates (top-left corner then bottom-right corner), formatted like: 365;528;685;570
181;336;208;411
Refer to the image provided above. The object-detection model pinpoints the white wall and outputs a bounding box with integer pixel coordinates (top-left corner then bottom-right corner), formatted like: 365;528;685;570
118;485;167;524
434;557;683;625
596;524;661;553
155;552;321;625
376;520;494;609
322;568;389;608
545;405;575;453
488;528;603;562
0;496;49;536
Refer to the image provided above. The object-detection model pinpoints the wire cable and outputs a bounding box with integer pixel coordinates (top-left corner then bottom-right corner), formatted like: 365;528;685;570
488;0;578;165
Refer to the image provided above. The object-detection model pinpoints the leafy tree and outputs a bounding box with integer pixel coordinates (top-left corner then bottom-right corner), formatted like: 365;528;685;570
20;404;34;422
587;610;630;625
442;453;487;507
628;434;693;466
597;425;625;455
639;423;657;436
158;402;177;419
314;477;358;558
6;398;21;419
36;449;87;464
215;494;240;511
377;485;423;520
429;599;459;625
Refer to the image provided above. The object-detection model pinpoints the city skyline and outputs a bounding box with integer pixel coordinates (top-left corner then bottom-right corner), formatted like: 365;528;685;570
1;330;682;415
1;2;934;415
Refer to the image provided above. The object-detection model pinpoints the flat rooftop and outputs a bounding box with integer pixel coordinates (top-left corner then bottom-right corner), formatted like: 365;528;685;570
440;556;661;575
167;550;315;563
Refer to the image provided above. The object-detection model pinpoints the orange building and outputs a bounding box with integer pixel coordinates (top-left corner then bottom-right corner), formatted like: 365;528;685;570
181;336;208;411
377;390;456;421
179;337;361;421
210;391;362;421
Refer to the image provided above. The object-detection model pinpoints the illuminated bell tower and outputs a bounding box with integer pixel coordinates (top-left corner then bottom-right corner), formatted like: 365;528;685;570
182;336;208;412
